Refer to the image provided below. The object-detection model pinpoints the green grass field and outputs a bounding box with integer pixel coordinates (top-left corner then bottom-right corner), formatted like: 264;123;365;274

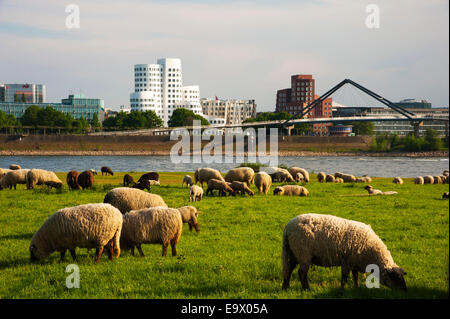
0;172;448;299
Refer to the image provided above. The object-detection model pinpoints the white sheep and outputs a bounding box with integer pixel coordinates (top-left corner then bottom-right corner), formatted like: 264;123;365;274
9;164;21;170
393;177;404;185
317;172;326;183
414;176;424;185
288;167;309;183
182;175;194;188
195;168;224;186
120;207;183;257
189;185;203;202
364;185;383;195
254;172;272;195
103;187;168;214
177;206;200;232
0;168;12;179
26;169;63;189
282;213;407;290
0;169;30;190
423;176;434;184
273;185;309;196
325;174;335;183
224;167;255;185
29;203;123;263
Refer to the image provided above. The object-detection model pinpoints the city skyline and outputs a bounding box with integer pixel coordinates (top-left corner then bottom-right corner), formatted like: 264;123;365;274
0;0;448;111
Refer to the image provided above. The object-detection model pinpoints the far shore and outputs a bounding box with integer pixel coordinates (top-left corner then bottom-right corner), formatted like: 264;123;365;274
0;150;448;157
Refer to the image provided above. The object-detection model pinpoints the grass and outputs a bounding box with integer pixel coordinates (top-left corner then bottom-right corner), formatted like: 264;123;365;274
0;171;448;299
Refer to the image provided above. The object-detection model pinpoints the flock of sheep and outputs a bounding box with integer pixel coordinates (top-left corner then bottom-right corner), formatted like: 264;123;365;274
1;163;449;291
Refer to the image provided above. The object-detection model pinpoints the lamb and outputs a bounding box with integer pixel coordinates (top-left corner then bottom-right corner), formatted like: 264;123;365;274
335;177;344;183
288;167;309;183
138;172;159;183
281;213;407;290
101;166;114;176
0;169;29;190
423;176;434;184
189;185;203;202
254;172;272;195
131;179;152;191
433;176;442;184
273;185;309;196
364;185;383;195
66;170;81;190
195;168;224;186
103;187;167;214
325;174;335;183
393;177;404;185
9;164;21;170
224;167;255;186
182;175;194;188
123;174;134;187
26;169;63;190
78;170;94;189
229;181;254;196
206;178;235;196
0;168;12;179
177;206;200;232
120;207;182;257
414;176;424;185
317;172;326;183
29;203;122;263
443;192;449;199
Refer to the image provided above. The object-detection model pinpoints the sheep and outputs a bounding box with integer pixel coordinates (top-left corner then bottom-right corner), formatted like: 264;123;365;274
26;169;63;190
433;176;442;184
195;168;224;186
66;170;81;190
138;172;159;183
364;185;383;195
443;170;449;176
254;172;272;195
123;174;134;187
270;169;295;183
281;213;407;290
131;179;152;191
335;172;356;183
229;181;254;196
294;173;304;182
439;175;448;184
335;177;344;183
0;169;29;190
423;176;434;184
29;203;122;263
177;206;200;232
414;176;424;185
182;175;194;188
325;174;335;183
288;167;309;183
189;185;203;202
393;177;404;185
224;167;255;186
443;192;449;199
9;164;21;170
444;175;450;184
206;178;235;196
78;170;94;189
101;166;114;176
103;187;167;214
317;172;326;183
89;169;98;176
356;176;372;183
0;168;12;179
120;207;182;257
273;185;309;196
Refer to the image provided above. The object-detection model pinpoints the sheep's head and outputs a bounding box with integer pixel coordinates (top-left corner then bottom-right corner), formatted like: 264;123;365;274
380;267;407;291
273;187;284;195
364;185;373;191
188;208;200;233
29;244;49;261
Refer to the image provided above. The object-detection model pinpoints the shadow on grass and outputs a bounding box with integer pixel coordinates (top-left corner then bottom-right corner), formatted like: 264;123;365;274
0;233;34;241
313;286;448;299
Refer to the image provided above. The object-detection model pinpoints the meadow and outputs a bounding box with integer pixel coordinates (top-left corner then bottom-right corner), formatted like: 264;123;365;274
0;171;448;299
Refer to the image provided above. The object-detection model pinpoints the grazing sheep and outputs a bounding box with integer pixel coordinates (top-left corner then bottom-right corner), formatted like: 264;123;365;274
0;168;12;179
364;185;383;195
0;169;29;190
317;172;326;183
335;177;344;183
177;206;200;232
288;167;309;183
230;181;254;196
294;173;304;182
101;166;114;176
103;187;167;214
356;176;372;183
325;174;335;183
443;192;449;199
29;203;122;263
254;172;272;195
182;175;194;188
89;169;98;176
273;185;309;196
423;176;434;184
206;178;235;196
270;169;295;183
224;167;255;186
443;170;449;176
9;164;21;170
433;176;442;184
138;172;159;183
189;185;203;202
414;176;424;185
443;175;449;184
335;172;356;183
393;177;404;185
120;207;182;257
123;174;134;187
26;169;63;190
281;213;407;290
66;170;81;190
195;168;224;186
78;170;94;189
131;179;152;191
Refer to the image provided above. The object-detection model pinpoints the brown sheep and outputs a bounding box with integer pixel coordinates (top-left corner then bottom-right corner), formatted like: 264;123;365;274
138;172;159;183
101;166;114;176
325;174;335;183
423;176;434;184
206;178;235;196
66;170;81;190
443;192;449;199
131;179;152;191
433;176;442;184
230;181;254;196
123;174;134;187
78;170;94;189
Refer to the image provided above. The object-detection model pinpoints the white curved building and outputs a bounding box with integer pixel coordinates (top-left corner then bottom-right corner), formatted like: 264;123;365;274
129;58;202;126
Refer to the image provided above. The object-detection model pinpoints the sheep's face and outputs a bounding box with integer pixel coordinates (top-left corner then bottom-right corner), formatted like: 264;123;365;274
364;185;373;191
380;267;407;291
273;187;284;195
29;244;48;261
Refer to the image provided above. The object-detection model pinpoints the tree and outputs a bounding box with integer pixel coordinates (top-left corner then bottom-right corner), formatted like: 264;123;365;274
0;110;17;127
21;105;41;126
243;111;292;123
423;128;442;151
101;110;162;131
91;113;101;128
168;108;209;127
349;121;375;136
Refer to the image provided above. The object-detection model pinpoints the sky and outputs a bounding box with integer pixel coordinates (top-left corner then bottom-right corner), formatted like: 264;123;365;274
0;0;448;111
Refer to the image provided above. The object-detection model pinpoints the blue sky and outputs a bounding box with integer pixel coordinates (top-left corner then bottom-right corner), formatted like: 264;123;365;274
0;0;448;111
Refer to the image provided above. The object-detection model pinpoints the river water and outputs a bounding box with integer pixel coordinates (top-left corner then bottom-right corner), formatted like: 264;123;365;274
0;155;448;177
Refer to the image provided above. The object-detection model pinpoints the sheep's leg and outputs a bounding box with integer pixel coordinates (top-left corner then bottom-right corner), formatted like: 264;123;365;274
70;249;77;261
171;240;177;257
298;264;310;290
106;241;114;261
282;259;297;290
341;266;350;288
352;269;360;287
95;246;104;263
137;245;145;257
162;243;168;256
130;246;135;256
60;250;66;261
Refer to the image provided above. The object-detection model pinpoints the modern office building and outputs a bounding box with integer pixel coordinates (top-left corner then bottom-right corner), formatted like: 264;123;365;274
201;98;257;125
395;99;432;109
0;83;46;103
129;58;202;126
